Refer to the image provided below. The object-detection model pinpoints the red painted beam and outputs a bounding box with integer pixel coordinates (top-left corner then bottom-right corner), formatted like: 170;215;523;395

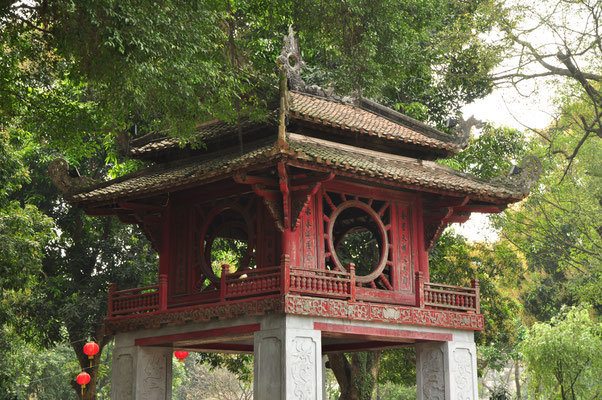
134;323;261;346
183;343;254;354
314;322;452;342
454;205;506;213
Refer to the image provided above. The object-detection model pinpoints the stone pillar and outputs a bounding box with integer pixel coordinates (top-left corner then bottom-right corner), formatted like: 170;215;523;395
111;340;172;400
254;315;323;400
416;331;478;400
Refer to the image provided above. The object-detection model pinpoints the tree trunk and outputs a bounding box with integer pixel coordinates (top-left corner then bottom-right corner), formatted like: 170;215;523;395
70;327;113;400
514;358;521;399
328;351;381;400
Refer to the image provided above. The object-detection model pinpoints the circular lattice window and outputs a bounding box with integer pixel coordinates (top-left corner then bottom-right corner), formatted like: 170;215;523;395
325;198;390;284
200;204;256;283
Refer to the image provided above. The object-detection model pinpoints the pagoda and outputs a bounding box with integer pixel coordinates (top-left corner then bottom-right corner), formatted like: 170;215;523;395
50;29;538;400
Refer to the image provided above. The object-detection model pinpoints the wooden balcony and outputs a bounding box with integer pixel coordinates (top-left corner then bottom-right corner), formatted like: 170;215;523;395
107;262;480;320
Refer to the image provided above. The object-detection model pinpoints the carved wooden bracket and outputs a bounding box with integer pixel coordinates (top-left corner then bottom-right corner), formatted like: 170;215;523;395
423;197;469;251
47;158;98;196
252;185;284;232
235;166;335;232
423;197;507;250
290;172;334;230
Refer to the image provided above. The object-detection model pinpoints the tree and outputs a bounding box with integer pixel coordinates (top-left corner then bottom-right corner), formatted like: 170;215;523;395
1;132;157;400
0;1;519;397
493;101;602;319
495;0;602;167
521;305;602;400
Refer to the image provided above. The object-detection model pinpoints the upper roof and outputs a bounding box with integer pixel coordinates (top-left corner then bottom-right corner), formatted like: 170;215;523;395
128;91;464;161
68;133;526;207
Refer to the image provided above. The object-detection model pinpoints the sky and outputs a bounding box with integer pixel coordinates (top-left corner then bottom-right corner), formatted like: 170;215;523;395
453;82;555;242
449;0;573;242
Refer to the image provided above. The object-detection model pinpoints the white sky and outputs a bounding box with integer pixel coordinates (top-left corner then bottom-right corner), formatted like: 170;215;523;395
454;82;555;242
449;0;576;242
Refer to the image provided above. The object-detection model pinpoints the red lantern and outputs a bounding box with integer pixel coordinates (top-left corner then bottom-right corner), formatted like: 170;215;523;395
174;350;189;363
83;341;100;367
76;371;91;395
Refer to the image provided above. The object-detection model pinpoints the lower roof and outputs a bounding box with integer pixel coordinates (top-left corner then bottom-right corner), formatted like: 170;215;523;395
70;134;527;207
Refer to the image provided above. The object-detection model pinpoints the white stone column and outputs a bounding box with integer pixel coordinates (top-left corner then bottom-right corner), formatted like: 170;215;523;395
111;338;172;400
254;315;323;400
416;331;478;400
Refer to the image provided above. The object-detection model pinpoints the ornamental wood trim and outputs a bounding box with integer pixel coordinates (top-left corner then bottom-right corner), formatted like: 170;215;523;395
423;282;479;313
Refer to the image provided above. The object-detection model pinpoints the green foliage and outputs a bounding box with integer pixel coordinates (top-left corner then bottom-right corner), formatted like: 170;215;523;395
521;305;602;400
455;125;526;179
442;124;527;179
210;237;252;274
488;385;511;400
0;331;113;400
196;353;254;383
378;348;416;387
493;107;602;320
335;230;380;277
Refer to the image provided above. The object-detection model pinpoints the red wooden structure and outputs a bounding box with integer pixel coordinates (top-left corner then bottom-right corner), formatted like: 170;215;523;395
49;31;537;356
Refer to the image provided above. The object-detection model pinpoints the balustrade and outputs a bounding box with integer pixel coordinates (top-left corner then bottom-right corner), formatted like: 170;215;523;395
107;267;480;318
421;277;480;313
288;264;356;300
221;265;282;300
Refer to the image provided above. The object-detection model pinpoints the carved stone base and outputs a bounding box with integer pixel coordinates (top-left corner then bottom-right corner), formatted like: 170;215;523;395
111;342;172;400
416;331;478;400
254;315;323;400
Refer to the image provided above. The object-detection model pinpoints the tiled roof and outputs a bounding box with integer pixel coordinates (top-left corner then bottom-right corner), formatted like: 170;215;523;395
71;139;277;204
128;92;461;158
129;118;265;157
72;135;525;206
285;134;525;202
288;92;461;153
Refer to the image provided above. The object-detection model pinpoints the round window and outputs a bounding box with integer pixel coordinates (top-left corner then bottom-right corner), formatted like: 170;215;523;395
201;205;255;282
327;201;388;283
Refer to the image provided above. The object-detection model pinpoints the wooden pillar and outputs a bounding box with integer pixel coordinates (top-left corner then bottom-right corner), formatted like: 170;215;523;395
158;274;167;311
158;203;171;277
416;195;430;282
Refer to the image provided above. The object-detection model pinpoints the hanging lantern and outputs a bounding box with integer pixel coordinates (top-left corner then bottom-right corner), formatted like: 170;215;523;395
76;371;91;396
174;350;189;363
83;341;100;368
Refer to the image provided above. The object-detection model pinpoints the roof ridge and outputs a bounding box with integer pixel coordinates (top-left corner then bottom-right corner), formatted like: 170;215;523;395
357;98;468;147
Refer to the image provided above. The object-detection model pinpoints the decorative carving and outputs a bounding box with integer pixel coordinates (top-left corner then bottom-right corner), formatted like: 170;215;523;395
300;202;316;268
453;348;475;400
323;192;394;287
284;295;484;330
277;26;307;92
422;347;445;400
497;154;543;192
105;296;283;334
140;353;166;400
291;337;316;399
397;206;412;290
48;158;97;195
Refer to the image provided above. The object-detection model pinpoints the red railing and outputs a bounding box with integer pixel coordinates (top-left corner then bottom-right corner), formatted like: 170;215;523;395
421;277;480;313
107;267;480;318
289;264;356;300
107;274;167;317
221;265;282;301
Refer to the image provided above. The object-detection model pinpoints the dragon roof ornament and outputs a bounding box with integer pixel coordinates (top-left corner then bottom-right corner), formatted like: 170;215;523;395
277;26;306;92
496;154;543;194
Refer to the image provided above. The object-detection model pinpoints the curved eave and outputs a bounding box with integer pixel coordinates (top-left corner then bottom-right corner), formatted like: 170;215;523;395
68;136;526;210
